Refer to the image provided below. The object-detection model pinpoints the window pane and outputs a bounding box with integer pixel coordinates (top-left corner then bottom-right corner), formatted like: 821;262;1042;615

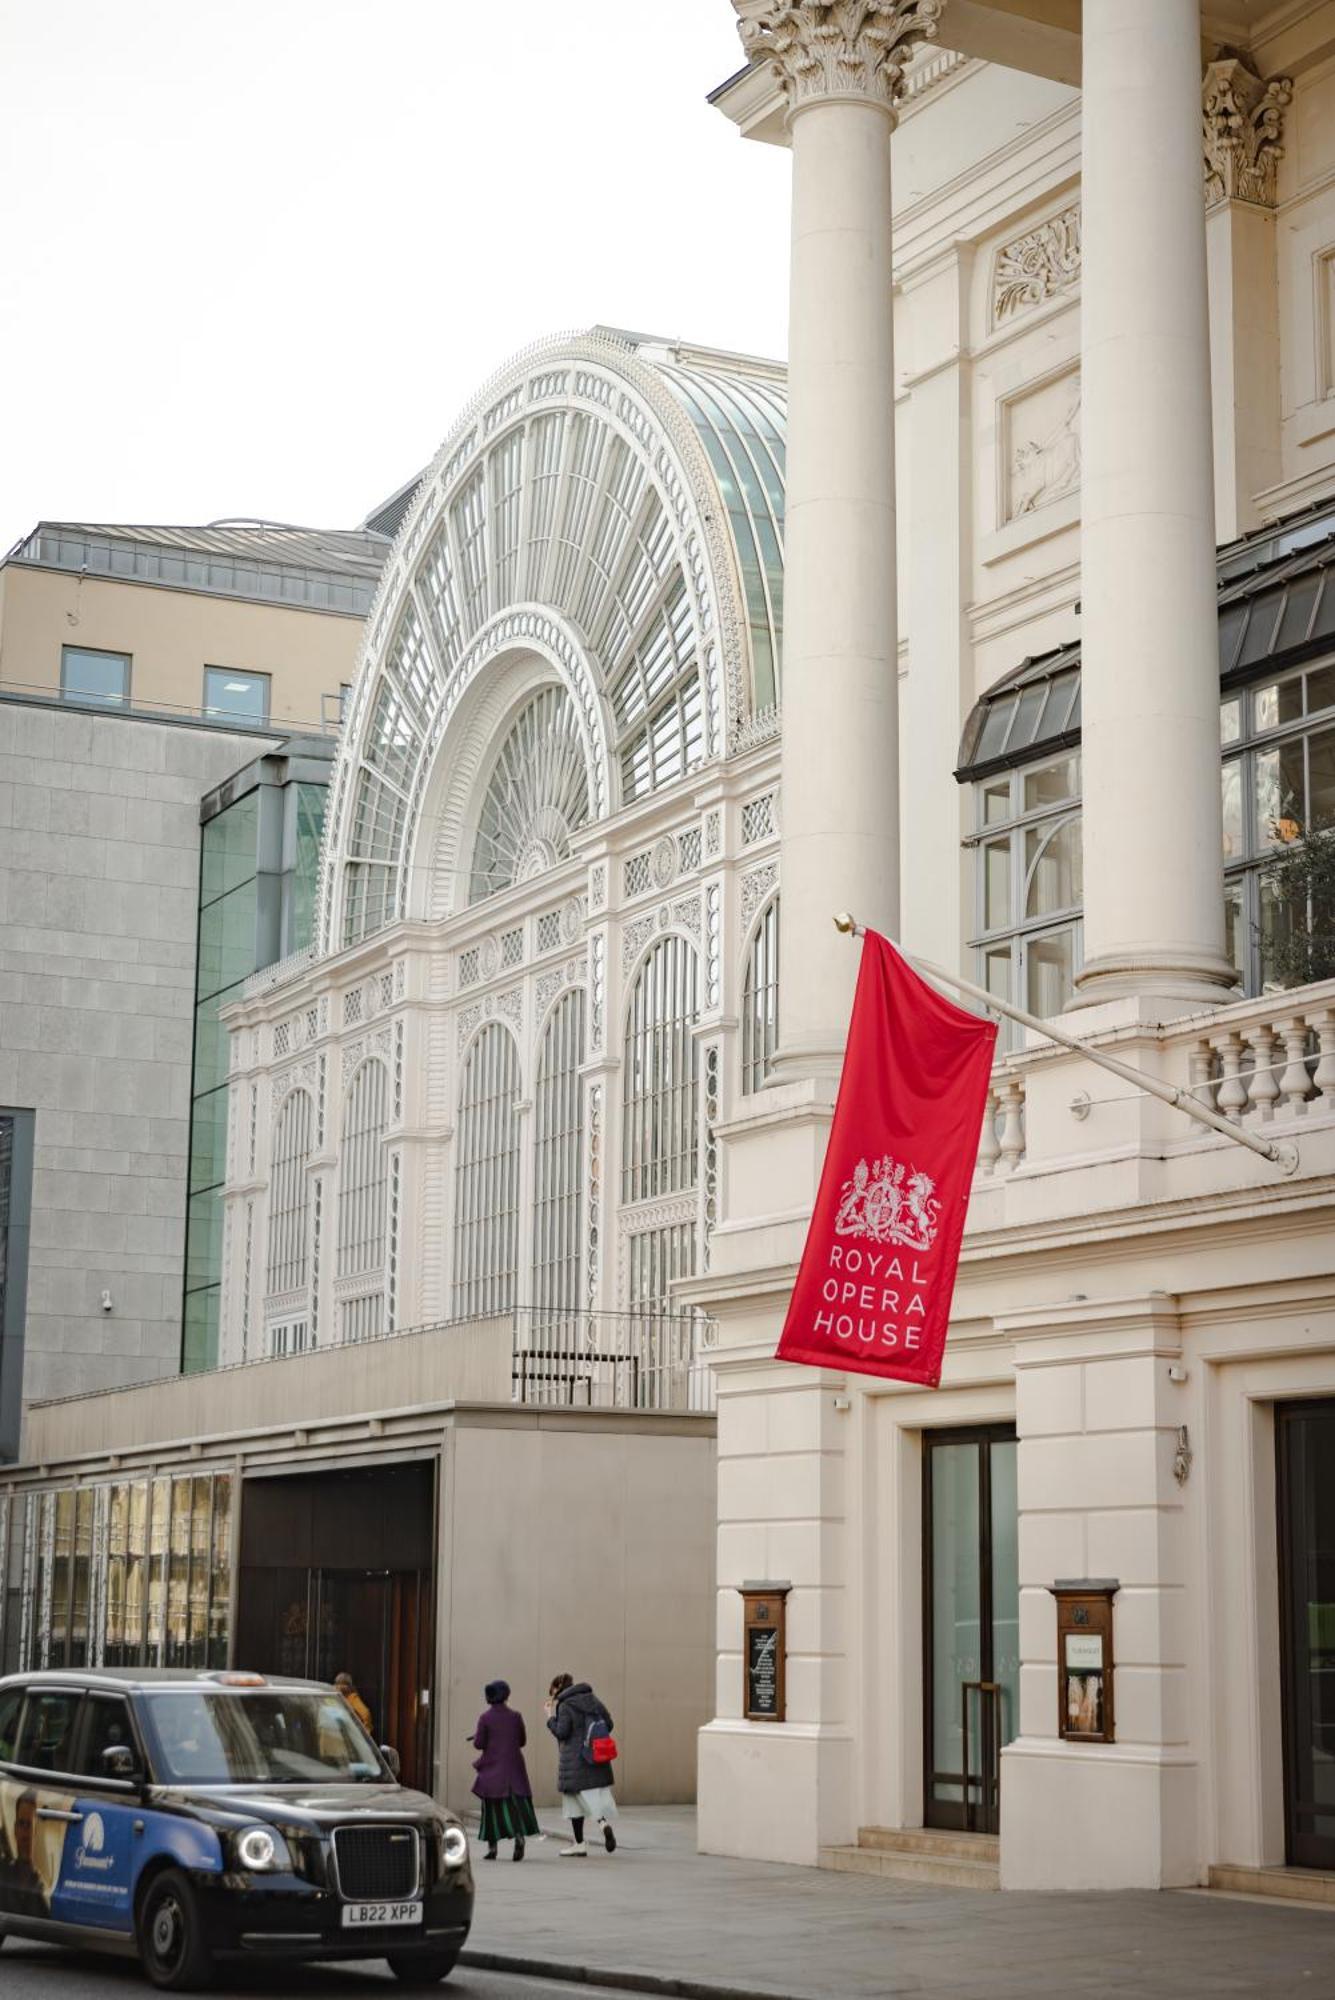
200;793;259;906
1260;872;1300;992
1309;725;1335;831
1254;743;1305;846
1220;698;1241;746
1307;663;1335;719
1024;817;1082;917
1254;678;1303;733
981;780;1011;827
1224;879;1246;979
61;646;129;706
984;946;1013;1004
1022;754;1079;812
983;841;1011;931
1025;929;1076;1017
1221;760;1244;861
203;668;270;725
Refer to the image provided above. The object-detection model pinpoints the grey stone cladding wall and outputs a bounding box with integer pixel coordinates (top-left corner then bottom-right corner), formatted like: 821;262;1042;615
0;700;277;1403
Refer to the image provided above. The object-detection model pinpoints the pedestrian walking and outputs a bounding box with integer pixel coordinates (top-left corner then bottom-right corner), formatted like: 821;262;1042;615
470;1679;539;1861
334;1670;374;1737
544;1671;617;1857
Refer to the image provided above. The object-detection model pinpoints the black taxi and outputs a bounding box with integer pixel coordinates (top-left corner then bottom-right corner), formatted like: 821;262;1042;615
0;1667;473;1990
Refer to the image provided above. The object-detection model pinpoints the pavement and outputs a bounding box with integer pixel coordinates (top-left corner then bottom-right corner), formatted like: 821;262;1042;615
0;1938;625;1999
461;1805;1335;2000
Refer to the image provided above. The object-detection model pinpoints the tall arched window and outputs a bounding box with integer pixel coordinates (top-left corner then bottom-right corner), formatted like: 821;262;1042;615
741;896;780;1095
453;1025;521;1318
623;935;699;1201
469;687;591;903
266;1089;313;1296
622;936;700;1323
337;1059;389;1342
532;990;586;1314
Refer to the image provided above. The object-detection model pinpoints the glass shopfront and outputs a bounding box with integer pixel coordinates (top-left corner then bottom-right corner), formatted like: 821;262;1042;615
0;1472;233;1675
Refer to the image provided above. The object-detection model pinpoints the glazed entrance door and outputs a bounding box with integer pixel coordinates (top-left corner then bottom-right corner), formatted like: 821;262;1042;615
923;1427;1019;1834
1278;1400;1335;1871
308;1568;433;1795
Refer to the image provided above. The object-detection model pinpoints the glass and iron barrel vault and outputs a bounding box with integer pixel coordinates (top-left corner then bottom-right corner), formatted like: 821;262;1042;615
214;330;787;1386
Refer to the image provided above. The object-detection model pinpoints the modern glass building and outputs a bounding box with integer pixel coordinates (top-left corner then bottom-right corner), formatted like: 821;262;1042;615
184;745;333;1372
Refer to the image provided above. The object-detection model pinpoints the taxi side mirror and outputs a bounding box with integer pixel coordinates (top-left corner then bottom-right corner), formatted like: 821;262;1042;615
380;1744;401;1779
102;1743;138;1781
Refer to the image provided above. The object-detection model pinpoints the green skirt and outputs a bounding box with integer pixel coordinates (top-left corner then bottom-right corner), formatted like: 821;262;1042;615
478;1794;539;1843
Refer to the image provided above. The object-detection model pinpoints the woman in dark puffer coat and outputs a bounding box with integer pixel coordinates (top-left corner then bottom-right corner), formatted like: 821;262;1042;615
544;1672;617;1857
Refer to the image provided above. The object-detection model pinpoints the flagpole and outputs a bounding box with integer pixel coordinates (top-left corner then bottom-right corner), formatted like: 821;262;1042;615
832;913;1298;1175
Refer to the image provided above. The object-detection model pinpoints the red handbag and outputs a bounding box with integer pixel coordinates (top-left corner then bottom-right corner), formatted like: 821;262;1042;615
584;1717;618;1764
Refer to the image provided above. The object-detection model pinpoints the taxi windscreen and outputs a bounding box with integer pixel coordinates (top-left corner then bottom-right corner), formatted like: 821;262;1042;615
138;1689;388;1785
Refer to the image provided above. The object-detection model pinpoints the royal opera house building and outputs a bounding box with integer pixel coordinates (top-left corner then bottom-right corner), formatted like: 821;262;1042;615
5;0;1335;1896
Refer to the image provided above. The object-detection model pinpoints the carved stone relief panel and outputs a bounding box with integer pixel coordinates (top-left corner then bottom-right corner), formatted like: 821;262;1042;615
1003;367;1081;523
993;204;1080;326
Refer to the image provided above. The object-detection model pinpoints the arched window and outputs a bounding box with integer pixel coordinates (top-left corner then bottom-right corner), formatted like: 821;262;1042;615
453;1025;521;1318
532;990;586;1314
469;687;591;904
622;935;700;1327
741;896;780;1095
337;1059;388;1342
266;1089;313;1296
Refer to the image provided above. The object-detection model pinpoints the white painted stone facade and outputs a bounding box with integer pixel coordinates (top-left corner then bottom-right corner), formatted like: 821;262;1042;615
693;0;1335;1892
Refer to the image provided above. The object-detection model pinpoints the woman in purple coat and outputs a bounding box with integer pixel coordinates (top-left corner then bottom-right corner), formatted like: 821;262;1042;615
471;1680;538;1861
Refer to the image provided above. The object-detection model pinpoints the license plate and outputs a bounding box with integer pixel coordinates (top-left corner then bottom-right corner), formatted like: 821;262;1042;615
340;1900;423;1928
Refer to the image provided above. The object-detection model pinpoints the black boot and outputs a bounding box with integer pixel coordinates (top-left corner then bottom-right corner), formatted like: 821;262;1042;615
513;1837;525;1861
484;1843;498;1861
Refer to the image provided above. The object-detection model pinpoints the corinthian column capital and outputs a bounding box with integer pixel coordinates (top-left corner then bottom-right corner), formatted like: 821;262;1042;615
1202;53;1292;209
733;0;944;118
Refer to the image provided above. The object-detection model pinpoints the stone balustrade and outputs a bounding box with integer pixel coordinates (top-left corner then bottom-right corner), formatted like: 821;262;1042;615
1191;992;1335;1125
971;979;1335;1187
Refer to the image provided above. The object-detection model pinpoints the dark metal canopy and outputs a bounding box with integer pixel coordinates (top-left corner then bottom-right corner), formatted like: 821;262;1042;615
956;495;1335;784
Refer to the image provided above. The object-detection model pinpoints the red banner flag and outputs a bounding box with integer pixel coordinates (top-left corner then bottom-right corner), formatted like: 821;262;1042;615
775;929;997;1388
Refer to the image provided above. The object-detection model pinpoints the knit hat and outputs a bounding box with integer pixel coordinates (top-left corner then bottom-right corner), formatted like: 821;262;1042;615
485;1679;510;1704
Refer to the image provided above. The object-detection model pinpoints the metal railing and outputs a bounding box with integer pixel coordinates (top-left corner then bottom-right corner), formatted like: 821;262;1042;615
509;1306;717;1413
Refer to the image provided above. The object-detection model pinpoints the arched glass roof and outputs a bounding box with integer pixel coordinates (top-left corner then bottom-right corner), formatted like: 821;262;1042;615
319;331;788;955
653;361;786;714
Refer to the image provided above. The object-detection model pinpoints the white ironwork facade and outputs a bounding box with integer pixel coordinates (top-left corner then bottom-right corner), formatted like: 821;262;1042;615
218;332;785;1380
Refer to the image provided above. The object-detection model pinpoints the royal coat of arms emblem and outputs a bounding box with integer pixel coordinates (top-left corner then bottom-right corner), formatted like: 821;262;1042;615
834;1155;941;1253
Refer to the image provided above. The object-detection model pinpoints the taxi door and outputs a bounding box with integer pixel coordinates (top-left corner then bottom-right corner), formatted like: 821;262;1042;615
1;1686;85;1924
47;1690;144;1935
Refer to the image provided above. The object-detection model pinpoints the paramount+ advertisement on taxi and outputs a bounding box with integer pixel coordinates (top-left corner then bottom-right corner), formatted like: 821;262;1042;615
0;1781;134;1925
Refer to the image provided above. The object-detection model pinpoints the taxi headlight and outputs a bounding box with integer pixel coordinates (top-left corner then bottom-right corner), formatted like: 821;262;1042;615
236;1826;289;1872
441;1825;468;1870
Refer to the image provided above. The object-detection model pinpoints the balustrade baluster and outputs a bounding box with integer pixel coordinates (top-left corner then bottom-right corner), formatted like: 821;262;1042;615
1277;1016;1313;1117
1212;1032;1248;1119
1312;1008;1335;1110
1247;1024;1280;1123
998;1078;1025;1173
977;1085;1002;1177
1188;1041;1216;1110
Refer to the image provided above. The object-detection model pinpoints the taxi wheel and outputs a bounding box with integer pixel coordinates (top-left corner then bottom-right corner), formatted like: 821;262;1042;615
138;1869;215;1991
386;1949;459;1985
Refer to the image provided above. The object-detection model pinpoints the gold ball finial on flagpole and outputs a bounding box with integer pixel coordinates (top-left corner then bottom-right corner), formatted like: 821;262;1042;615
833;910;857;935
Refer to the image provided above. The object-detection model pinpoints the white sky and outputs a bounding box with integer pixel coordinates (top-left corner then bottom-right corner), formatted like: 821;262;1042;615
0;0;791;553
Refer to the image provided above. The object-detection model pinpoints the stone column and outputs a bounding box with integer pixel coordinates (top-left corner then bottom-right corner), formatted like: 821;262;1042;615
1075;0;1237;1010
735;0;940;1077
